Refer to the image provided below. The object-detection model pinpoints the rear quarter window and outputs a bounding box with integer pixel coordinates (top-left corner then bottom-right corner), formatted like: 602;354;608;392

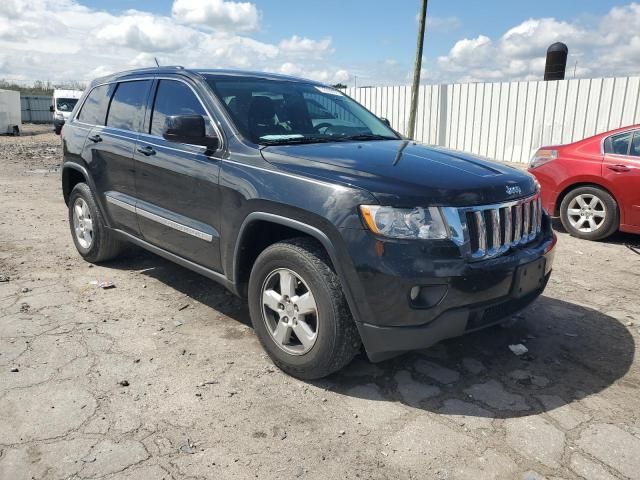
77;85;111;126
603;131;633;155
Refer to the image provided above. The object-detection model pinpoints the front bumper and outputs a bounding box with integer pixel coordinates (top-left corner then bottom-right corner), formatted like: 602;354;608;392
341;218;556;361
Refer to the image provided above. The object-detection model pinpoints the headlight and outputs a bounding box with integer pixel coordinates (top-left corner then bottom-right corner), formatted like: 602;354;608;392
529;148;557;169
360;205;449;240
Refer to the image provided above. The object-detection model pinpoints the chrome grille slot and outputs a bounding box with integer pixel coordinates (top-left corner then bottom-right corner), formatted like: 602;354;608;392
461;193;542;261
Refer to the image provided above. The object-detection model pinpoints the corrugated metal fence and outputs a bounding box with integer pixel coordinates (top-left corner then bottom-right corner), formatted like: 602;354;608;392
345;76;640;163
21;95;52;123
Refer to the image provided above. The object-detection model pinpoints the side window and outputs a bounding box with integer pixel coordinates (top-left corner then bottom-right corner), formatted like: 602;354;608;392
77;85;110;125
630;131;640;157
604;131;632;155
106;80;151;132
150;80;212;137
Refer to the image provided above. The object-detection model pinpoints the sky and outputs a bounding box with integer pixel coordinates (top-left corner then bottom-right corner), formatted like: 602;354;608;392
1;0;639;86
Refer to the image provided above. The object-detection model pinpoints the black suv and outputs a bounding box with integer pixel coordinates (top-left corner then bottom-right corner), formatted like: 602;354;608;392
61;67;556;379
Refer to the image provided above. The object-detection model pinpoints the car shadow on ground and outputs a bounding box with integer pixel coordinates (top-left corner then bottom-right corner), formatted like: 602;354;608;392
108;247;252;326
327;295;635;419
107;248;635;420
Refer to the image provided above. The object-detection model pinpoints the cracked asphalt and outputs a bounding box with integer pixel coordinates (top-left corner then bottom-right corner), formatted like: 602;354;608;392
1;125;640;479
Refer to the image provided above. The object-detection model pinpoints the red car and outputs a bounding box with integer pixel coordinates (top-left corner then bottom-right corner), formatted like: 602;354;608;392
528;125;640;240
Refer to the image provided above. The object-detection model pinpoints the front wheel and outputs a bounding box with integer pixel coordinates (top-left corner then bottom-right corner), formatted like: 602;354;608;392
559;186;618;241
248;238;361;379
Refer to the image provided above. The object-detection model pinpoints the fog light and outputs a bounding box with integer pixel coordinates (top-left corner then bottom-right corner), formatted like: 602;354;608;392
409;285;448;309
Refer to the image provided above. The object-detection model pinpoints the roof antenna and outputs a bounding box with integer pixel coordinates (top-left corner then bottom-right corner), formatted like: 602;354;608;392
154;57;160;67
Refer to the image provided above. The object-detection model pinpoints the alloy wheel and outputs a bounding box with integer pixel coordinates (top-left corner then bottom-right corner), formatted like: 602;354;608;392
72;197;93;249
261;268;319;355
567;194;606;233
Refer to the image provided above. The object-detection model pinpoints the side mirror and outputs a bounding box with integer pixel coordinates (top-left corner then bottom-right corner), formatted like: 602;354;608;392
380;117;391;127
49;105;54;112
163;115;218;150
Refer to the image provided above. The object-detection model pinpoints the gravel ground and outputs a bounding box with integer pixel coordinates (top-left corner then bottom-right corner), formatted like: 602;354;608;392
1;126;640;479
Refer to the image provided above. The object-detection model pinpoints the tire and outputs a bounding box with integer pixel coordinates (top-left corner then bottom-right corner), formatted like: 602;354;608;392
54;126;62;135
68;183;124;263
559;186;618;241
248;237;361;379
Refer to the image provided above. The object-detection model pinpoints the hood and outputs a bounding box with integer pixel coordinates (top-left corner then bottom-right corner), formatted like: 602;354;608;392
260;140;538;207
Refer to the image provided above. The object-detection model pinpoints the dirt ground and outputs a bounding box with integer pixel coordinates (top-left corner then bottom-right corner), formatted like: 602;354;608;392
1;125;640;480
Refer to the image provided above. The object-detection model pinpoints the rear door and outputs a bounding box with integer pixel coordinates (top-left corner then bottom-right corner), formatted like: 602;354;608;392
602;130;640;227
134;78;223;271
82;79;152;236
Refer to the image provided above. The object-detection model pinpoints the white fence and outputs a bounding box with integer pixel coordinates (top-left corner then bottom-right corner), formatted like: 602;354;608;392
345;76;640;163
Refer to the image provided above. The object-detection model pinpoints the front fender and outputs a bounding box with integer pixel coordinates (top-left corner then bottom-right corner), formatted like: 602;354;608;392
230;210;372;326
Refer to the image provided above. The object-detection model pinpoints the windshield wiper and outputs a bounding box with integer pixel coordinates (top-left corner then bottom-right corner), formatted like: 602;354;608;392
259;136;336;146
343;134;397;141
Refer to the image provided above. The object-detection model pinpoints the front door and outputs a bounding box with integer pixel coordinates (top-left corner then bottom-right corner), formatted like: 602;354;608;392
602;129;640;227
134;78;223;272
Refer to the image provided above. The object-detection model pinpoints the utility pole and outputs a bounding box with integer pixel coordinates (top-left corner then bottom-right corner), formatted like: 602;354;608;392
408;0;428;139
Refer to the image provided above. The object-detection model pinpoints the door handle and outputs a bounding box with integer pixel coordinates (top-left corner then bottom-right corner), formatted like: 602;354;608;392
88;134;102;143
137;146;156;156
607;164;631;172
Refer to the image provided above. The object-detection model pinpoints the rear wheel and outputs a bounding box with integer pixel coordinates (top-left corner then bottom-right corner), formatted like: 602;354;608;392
248;238;360;379
559;186;618;240
68;183;124;262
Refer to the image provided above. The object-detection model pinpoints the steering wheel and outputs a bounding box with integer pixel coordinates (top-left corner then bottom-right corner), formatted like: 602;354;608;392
314;122;334;134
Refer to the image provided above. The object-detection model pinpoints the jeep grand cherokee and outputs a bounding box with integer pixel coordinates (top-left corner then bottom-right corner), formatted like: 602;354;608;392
61;67;556;379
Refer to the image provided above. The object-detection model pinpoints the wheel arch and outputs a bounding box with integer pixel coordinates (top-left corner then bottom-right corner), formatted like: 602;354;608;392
62;162;111;227
233;213;339;287
231;212;365;325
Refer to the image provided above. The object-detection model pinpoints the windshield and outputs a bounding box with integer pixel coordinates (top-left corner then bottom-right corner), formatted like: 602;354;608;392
204;75;399;145
56;98;78;112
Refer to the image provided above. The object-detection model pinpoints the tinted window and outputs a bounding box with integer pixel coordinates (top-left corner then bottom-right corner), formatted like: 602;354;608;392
150;80;211;136
604;131;632;155
106;80;151;132
630;132;640;157
77;85;110;125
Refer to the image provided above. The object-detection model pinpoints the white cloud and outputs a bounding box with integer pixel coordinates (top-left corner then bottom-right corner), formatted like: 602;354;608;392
171;0;259;32
426;16;460;31
275;62;348;84
435;4;640;83
279;35;333;57
95;11;197;52
0;0;350;85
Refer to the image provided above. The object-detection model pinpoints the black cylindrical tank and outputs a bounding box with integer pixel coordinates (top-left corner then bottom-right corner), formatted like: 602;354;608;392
544;42;568;81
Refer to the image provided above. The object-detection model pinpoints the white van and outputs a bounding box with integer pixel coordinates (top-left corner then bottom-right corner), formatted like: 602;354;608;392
0;89;21;135
51;89;83;134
